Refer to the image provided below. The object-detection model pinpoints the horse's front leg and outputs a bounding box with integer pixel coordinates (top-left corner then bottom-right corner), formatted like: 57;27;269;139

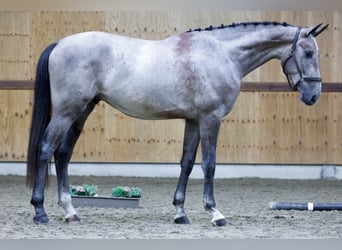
200;115;227;227
173;120;200;224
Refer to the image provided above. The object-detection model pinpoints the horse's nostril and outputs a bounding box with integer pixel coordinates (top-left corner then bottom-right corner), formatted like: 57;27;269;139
308;95;318;105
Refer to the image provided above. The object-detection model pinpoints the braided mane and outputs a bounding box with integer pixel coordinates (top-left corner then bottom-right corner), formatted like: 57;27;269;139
186;21;292;33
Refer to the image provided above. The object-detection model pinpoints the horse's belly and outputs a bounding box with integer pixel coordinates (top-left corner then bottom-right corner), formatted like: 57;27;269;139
102;93;192;120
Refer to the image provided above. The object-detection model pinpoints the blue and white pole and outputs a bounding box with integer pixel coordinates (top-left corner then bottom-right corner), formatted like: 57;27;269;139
269;202;342;211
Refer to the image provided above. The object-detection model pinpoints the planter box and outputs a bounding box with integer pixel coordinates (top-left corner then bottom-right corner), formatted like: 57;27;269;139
71;196;140;208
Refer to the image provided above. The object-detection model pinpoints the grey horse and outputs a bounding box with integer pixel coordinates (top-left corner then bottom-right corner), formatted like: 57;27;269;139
27;21;328;226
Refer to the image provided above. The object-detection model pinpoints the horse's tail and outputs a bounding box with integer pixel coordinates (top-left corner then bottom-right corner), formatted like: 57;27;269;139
26;42;58;187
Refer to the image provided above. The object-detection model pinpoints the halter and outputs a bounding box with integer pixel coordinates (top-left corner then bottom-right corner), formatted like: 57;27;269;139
282;28;322;91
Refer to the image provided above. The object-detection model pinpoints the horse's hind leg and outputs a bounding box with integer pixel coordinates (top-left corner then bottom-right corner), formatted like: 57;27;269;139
173;120;200;224
31;115;77;224
54;100;97;222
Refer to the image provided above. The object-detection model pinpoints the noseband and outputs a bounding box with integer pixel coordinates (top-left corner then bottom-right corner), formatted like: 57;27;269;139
282;28;322;91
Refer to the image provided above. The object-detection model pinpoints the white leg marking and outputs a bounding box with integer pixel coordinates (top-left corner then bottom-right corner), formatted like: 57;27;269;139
59;192;78;219
210;208;225;223
174;206;186;220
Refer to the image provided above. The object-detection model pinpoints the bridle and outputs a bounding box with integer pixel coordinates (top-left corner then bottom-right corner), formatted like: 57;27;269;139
281;28;322;91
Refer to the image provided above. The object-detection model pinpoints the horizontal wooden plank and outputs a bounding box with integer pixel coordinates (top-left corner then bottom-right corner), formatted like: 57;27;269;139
0;80;341;92
0;80;34;90
241;82;342;92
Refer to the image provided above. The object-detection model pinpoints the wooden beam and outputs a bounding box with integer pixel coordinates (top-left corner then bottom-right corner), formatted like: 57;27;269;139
0;80;341;92
0;80;34;90
241;82;342;92
241;82;290;92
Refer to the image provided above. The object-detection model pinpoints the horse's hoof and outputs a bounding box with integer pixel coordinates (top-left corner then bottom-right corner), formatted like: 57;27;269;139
212;218;227;227
33;215;49;225
174;216;190;224
65;214;81;222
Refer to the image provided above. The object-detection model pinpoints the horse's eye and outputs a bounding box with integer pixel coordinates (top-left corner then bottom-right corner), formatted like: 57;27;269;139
304;51;314;58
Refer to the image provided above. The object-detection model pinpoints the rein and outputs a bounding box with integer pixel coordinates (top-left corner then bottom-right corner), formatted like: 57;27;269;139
282;28;322;91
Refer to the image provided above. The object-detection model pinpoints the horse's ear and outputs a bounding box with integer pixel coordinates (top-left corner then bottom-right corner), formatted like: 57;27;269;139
306;23;329;37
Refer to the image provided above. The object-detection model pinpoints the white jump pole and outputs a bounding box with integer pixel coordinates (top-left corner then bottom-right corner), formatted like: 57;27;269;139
269;202;342;211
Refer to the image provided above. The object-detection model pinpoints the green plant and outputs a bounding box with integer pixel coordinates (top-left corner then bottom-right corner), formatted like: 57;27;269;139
70;183;97;196
128;187;142;198
112;186;125;197
112;186;142;198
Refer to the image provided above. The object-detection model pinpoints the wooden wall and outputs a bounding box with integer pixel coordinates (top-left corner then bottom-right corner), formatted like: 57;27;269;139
0;11;341;164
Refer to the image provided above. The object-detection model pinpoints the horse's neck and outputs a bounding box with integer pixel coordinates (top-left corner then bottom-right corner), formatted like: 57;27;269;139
213;26;299;77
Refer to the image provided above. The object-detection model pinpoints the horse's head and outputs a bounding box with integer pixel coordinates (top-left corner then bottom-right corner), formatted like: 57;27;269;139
281;23;328;105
